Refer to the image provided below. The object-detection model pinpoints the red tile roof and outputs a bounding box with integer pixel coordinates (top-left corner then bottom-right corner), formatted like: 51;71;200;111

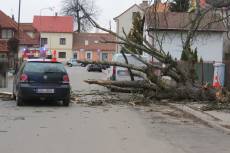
0;10;17;29
33;16;73;33
145;12;226;32
73;33;116;51
20;23;36;32
0;11;39;52
19;23;39;45
19;30;39;45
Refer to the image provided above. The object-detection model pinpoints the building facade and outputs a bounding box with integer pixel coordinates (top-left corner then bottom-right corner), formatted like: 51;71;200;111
73;33;116;62
0;10;18;59
0;10;39;66
33;15;73;62
114;1;149;52
144;12;226;62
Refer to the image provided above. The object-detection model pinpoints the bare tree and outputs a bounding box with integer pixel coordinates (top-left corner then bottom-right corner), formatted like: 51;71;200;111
77;1;230;102
61;0;99;32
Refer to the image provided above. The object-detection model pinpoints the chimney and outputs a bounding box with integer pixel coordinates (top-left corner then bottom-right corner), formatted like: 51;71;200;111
139;1;149;9
55;12;58;16
12;15;15;21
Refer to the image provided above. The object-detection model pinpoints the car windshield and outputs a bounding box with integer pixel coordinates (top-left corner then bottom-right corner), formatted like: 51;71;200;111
24;62;66;73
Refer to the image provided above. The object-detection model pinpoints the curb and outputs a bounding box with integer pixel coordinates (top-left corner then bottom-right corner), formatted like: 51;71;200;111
168;103;230;134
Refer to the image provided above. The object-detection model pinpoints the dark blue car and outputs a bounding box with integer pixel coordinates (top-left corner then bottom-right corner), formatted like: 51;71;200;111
13;59;71;106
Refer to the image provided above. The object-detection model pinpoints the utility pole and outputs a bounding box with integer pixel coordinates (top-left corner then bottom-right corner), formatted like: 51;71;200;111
16;0;21;69
18;0;21;39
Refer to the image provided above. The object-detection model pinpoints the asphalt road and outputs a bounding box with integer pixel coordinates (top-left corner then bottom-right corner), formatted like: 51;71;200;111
1;66;230;153
66;66;108;92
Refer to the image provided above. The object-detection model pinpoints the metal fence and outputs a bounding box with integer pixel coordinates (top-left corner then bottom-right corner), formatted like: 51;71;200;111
194;61;230;89
224;61;230;89
195;62;214;85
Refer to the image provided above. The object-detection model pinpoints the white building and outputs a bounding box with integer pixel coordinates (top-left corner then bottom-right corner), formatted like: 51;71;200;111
114;1;149;52
144;12;226;62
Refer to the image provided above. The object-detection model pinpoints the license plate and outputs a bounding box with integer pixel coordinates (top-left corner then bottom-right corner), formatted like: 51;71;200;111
37;89;55;94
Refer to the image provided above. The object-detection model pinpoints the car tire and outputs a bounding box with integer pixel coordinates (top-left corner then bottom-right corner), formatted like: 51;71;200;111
63;97;70;106
16;96;24;106
69;64;72;67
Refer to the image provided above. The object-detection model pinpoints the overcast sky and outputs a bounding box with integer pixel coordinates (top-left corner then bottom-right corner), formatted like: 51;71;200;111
0;0;144;31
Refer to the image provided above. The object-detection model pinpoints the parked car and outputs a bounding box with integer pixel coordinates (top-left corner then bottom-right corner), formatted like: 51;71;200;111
87;64;103;72
80;63;88;67
66;58;81;67
101;64;110;70
13;59;71;106
107;53;147;81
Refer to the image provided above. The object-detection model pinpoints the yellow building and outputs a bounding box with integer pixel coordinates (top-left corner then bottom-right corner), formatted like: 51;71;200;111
33;15;73;62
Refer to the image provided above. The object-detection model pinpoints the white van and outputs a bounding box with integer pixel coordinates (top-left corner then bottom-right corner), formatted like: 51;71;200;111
107;53;147;81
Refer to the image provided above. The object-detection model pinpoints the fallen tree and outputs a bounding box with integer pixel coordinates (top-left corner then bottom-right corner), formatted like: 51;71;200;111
76;0;230;102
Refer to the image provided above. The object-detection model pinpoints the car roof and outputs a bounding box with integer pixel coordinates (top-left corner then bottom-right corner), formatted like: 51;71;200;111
26;59;60;63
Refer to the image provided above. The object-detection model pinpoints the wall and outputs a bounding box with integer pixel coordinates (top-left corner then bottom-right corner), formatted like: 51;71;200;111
41;32;73;62
77;50;114;62
144;30;224;62
115;5;144;52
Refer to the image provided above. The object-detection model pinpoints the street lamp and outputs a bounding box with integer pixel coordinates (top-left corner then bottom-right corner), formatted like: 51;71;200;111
39;7;54;49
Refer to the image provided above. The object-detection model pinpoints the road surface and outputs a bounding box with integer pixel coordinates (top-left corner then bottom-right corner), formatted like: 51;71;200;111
0;66;230;153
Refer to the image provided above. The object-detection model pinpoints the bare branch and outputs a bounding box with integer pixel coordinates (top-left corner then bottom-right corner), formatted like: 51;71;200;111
77;60;146;73
84;80;157;90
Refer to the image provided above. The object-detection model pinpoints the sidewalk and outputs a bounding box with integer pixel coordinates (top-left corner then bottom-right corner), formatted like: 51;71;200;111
0;75;13;93
169;103;230;134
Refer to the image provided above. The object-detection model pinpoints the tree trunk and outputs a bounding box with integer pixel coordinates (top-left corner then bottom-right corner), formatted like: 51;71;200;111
77;0;81;32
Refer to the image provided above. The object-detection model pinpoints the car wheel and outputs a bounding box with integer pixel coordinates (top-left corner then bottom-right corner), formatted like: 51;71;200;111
63;97;70;106
16;96;24;106
69;64;72;67
99;69;102;72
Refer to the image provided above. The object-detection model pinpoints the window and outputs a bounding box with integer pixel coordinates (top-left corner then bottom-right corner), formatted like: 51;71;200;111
85;51;92;60
1;29;13;39
58;52;66;58
87;53;91;59
60;38;66;45
0;54;6;58
24;62;66;73
73;53;78;59
101;52;108;61
41;38;48;47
